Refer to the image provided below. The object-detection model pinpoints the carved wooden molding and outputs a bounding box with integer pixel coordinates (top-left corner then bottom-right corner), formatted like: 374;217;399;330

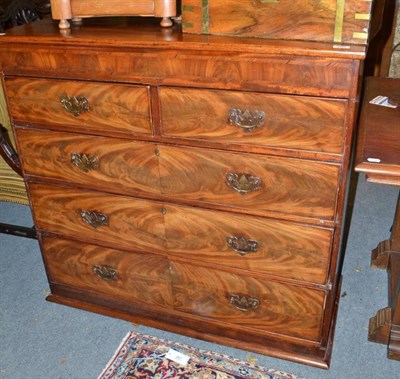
368;306;392;344
371;239;391;269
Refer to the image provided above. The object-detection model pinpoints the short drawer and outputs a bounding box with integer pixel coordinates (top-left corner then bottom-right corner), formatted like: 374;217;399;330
5;77;152;136
171;262;325;342
30;183;166;253
165;204;332;285
16;128;160;195
160;87;346;156
159;145;339;220
41;236;172;308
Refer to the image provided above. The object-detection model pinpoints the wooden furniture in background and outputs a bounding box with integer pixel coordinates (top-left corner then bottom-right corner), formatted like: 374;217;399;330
355;76;400;361
0;16;374;368
364;0;399;77
50;0;177;29
182;0;375;44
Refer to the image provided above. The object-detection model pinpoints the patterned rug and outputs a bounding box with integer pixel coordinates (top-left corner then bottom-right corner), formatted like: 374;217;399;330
98;331;302;379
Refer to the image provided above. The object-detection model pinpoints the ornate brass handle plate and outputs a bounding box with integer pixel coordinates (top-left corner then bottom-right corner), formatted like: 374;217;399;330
226;236;259;256
71;153;99;172
60;95;89;117
228;108;265;132
92;265;118;281
225;173;262;194
80;210;109;228
229;294;260;312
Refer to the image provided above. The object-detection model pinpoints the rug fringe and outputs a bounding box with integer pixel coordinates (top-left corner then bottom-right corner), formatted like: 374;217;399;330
97;331;134;379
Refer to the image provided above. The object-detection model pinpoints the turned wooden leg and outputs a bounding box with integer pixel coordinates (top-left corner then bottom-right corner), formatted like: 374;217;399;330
51;0;72;29
160;17;173;27
72;17;83;25
58;19;71;29
154;0;176;28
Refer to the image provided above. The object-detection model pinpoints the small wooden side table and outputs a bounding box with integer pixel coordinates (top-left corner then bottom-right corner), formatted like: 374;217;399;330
355;76;400;360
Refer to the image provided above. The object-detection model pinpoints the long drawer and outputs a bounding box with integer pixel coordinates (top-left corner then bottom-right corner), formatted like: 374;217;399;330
165;204;332;285
17;129;340;221
170;262;325;342
16;128;160;195
160;87;346;156
29;183;166;253
159;145;340;220
5;77;152;136
41;234;325;342
30;182;332;285
41;236;172;308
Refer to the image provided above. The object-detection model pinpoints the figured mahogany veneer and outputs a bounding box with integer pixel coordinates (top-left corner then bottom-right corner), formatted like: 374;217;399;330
29;183;166;254
158;144;340;220
0;18;368;368
170;262;325;342
181;0;373;44
164;204;333;285
6;78;152;136
160;87;347;156
16;129;160;195
29;181;333;285
42;235;172;308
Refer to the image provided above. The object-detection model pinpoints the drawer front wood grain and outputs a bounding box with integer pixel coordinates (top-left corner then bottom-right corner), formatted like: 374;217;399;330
16;129;160;195
5;77;152;135
160;87;346;155
165;204;332;285
1;47;356;98
171;262;325;342
30;183;166;253
159;146;339;220
42;236;172;308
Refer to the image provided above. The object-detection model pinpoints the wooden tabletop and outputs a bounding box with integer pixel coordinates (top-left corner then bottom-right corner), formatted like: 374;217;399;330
355;77;400;186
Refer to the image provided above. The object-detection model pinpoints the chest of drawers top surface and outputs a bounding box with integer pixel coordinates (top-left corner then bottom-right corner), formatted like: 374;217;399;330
0;17;368;55
0;18;365;98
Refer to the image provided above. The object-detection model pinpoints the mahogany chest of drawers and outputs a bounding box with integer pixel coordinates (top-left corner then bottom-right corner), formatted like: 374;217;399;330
0;17;368;368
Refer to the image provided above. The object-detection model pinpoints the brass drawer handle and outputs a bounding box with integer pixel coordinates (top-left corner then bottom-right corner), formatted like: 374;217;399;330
227;236;259;256
92;265;118;281
225;173;262;194
80;210;109;228
228;108;265;132
71;153;99;172
229;294;260;312
60;95;89;117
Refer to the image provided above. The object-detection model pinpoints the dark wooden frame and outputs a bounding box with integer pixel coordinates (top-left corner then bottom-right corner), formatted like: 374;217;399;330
355;76;400;361
0;124;36;239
